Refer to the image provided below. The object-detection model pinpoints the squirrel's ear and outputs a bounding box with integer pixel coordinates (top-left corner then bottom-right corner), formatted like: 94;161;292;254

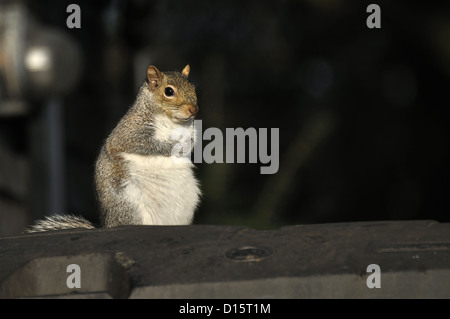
147;65;162;89
182;65;190;77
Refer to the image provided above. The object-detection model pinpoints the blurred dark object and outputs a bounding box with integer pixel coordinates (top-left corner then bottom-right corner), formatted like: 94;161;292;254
0;0;82;235
0;1;82;112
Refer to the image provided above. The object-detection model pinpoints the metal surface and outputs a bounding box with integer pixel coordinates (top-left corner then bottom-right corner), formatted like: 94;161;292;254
1;220;450;298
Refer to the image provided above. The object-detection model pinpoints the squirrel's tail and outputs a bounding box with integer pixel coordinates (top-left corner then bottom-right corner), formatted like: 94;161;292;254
24;214;96;233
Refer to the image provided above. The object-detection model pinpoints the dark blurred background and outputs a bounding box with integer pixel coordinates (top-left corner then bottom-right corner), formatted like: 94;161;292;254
0;0;449;236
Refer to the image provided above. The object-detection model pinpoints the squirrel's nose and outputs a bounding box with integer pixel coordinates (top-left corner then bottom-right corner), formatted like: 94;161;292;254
188;105;199;116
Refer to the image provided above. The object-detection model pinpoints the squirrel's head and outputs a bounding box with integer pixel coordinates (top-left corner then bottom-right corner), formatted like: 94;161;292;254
146;65;198;122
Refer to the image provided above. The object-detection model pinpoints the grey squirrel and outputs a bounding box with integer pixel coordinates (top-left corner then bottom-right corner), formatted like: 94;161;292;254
26;65;201;233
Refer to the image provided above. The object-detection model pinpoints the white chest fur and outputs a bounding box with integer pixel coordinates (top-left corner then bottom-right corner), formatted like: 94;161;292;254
121;153;200;225
153;114;197;146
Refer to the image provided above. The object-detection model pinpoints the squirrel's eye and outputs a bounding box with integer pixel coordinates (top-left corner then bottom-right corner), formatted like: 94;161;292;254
164;87;175;97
